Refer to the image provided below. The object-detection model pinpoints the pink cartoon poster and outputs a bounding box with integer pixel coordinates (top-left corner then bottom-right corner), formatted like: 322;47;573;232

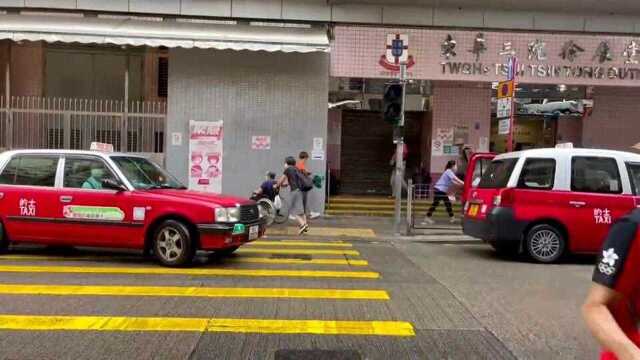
188;120;223;193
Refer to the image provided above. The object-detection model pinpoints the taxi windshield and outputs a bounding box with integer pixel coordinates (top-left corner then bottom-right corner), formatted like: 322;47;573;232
111;156;186;190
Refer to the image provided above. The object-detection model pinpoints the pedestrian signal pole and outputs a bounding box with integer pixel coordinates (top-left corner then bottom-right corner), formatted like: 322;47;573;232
393;63;407;235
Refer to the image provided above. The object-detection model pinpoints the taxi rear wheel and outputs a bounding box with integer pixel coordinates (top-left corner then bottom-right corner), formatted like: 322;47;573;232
525;224;566;263
153;220;195;267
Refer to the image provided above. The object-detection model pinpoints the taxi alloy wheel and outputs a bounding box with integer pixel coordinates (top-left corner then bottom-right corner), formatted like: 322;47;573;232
153;220;194;267
526;224;566;263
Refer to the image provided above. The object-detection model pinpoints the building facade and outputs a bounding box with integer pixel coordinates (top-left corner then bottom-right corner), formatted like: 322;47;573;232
1;0;640;200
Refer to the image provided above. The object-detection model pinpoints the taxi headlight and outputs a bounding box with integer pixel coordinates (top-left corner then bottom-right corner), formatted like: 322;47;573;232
227;207;240;222
215;208;229;222
258;205;266;218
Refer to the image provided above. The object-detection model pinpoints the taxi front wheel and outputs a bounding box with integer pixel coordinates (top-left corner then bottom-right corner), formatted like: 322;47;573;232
152;220;195;267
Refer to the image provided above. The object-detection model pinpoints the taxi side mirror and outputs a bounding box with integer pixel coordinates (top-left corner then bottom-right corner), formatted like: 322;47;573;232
102;178;127;192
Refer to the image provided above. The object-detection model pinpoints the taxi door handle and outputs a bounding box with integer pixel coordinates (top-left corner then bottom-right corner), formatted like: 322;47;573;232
59;195;73;203
569;201;587;208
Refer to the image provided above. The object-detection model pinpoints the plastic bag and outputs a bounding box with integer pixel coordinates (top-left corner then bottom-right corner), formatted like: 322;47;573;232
274;195;282;210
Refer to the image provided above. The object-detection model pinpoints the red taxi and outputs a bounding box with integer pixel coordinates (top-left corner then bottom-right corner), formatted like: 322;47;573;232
462;148;640;263
0;150;266;266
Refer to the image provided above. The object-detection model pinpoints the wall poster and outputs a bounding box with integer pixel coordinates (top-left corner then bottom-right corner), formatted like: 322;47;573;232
189;120;223;193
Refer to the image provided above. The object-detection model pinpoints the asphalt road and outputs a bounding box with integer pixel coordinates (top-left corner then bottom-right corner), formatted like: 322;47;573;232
0;228;597;359
394;240;599;359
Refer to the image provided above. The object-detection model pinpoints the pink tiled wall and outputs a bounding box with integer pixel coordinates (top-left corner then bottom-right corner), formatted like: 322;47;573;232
332;25;640;87
430;81;492;173
583;87;640;152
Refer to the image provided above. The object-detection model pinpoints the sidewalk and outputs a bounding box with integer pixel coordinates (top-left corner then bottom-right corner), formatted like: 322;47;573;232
266;215;479;243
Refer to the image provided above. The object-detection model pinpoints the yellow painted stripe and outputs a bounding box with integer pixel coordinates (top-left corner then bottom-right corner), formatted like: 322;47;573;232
268;227;376;238
0;254;369;267
0;284;389;300
250;241;353;248
239;248;360;256
0;264;379;279
0;315;414;336
234;257;368;267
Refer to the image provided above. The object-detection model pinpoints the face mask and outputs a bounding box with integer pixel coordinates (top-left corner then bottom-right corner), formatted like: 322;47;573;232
91;168;105;179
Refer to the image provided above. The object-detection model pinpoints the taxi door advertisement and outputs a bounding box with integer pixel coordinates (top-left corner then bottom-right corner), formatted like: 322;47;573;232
189;120;223;193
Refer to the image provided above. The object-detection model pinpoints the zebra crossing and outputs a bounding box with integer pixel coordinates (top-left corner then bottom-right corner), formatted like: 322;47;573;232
0;235;415;352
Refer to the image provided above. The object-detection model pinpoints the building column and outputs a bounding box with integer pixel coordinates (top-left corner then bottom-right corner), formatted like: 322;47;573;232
429;81;492;176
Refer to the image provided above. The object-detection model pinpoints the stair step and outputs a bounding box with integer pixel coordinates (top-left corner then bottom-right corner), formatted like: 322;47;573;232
326;203;460;211
326;209;461;217
329;197;462;206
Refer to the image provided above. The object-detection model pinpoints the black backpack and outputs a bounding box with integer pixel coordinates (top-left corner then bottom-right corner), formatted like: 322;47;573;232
297;169;314;192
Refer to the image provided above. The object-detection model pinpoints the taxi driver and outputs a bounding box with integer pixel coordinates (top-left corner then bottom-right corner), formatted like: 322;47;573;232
82;164;105;190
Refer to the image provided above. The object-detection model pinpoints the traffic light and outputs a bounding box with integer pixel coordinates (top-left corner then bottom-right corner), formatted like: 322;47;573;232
383;83;403;125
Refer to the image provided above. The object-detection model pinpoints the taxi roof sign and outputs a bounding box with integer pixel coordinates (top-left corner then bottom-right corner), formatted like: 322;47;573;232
90;142;114;152
497;80;514;99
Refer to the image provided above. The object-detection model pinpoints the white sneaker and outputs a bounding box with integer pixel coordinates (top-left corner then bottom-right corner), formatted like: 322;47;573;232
289;215;297;221
449;217;459;224
421;217;435;225
309;212;321;219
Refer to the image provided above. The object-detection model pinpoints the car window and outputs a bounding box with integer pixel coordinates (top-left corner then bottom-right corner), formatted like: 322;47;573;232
111;156;184;190
0;155;59;187
478;158;518;189
63;157;117;190
517;158;556;190
471;158;492;187
626;163;640;195
571;156;622;194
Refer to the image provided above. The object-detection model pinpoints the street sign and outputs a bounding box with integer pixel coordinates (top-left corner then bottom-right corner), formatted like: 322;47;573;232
497;80;514;99
497;97;512;118
498;118;511;135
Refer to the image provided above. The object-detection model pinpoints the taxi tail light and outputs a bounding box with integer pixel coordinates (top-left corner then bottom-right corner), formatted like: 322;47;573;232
493;189;515;207
463;201;469;213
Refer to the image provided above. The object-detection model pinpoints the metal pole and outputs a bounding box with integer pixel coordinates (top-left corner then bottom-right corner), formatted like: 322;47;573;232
506;56;517;152
5;46;12;149
393;63;407;235
406;179;413;236
122;53;130;152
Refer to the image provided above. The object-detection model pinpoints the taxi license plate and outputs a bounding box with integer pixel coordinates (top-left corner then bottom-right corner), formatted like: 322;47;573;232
249;225;259;240
468;204;479;217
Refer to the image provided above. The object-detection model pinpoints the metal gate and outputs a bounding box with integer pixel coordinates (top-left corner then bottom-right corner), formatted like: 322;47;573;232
0;96;166;160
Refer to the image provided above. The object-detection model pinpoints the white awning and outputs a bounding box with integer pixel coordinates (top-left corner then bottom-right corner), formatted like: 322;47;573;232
0;14;329;53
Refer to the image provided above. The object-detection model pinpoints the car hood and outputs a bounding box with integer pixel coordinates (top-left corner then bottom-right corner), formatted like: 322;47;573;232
140;189;253;207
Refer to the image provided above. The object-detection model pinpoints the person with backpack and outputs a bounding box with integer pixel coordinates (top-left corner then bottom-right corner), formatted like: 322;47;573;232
277;156;309;234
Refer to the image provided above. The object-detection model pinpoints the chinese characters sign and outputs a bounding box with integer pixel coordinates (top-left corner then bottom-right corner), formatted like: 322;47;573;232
189;120;223;193
594;208;612;225
19;198;36;216
331;26;640;86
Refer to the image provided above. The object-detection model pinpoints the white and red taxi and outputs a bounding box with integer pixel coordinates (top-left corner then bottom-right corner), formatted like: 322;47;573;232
0;149;266;266
462;148;640;263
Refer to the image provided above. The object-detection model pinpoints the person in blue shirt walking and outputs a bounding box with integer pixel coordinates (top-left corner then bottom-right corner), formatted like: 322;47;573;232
422;160;464;225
